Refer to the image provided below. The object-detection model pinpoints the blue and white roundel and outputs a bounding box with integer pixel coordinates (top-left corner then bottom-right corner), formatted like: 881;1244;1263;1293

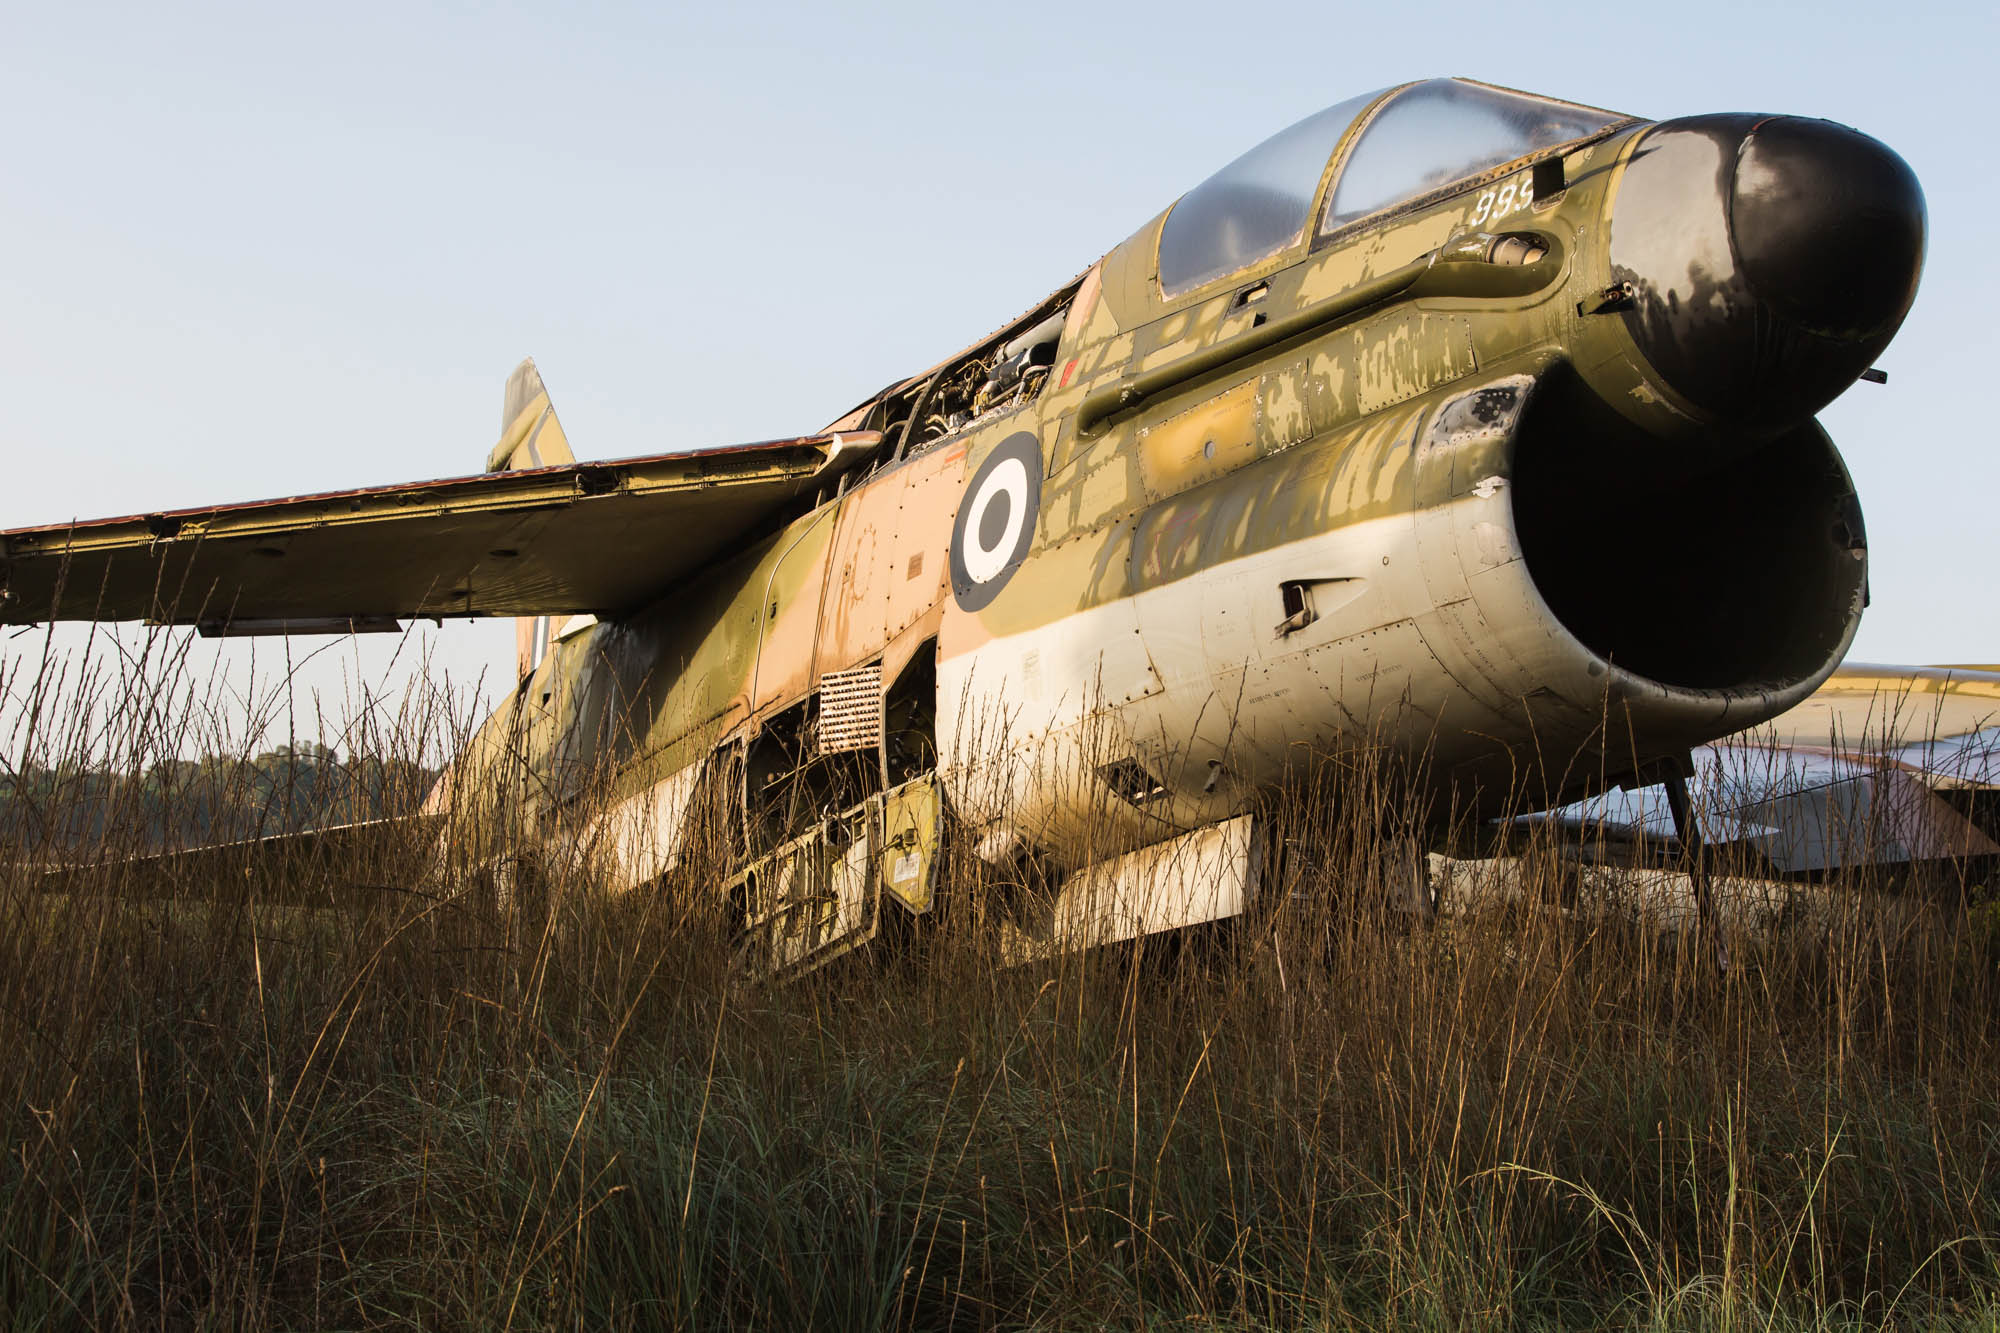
950;431;1042;612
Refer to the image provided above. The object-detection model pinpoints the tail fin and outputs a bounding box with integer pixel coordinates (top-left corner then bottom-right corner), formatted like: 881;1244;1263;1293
486;357;575;473
489;360;581;680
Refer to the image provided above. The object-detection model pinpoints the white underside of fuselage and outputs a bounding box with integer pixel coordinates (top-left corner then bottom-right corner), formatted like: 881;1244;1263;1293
935;478;1815;866
939;501;1459;860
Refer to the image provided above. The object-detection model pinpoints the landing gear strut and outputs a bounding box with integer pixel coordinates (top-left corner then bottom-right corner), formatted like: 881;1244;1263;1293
1662;763;1730;973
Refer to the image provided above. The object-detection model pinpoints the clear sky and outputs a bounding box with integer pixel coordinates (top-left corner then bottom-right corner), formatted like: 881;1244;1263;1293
2;0;1995;750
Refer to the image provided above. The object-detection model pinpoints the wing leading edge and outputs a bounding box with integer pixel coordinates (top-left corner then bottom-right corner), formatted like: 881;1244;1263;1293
0;432;881;629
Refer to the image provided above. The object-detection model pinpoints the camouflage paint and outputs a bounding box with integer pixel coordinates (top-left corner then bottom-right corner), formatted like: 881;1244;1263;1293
1;80;1925;921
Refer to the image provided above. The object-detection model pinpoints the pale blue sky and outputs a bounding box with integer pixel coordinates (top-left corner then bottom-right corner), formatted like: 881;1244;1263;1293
2;0;1994;747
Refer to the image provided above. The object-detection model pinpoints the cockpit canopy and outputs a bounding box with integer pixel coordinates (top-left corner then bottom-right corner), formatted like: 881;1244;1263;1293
1155;79;1630;296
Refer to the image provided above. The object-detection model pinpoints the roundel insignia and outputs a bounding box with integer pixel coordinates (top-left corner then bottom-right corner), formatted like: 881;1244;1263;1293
950;431;1042;612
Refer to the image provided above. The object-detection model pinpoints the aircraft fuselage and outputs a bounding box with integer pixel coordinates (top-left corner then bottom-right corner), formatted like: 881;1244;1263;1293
474;82;1920;908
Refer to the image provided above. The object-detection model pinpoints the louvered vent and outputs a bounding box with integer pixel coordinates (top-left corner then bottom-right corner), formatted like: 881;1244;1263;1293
817;664;883;754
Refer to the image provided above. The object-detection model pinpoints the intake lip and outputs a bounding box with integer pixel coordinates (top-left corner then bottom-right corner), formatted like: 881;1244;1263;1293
1608;114;1925;429
1507;373;1865;700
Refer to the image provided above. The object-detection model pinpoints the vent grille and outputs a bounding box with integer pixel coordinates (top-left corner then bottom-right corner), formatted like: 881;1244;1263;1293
817;664;883;754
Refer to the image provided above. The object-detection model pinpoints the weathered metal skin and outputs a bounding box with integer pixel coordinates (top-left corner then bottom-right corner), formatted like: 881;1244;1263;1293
0;79;1927;927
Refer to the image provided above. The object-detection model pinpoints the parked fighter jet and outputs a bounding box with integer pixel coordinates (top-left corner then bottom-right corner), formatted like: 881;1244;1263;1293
0;79;1927;969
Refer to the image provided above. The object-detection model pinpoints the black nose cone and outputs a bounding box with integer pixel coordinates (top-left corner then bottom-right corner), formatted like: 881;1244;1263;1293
1609;113;1926;430
1731;116;1926;341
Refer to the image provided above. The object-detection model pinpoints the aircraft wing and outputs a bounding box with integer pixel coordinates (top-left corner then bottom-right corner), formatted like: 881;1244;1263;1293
0;432;880;629
1516;664;2000;874
1522;742;2000;872
32;815;446;906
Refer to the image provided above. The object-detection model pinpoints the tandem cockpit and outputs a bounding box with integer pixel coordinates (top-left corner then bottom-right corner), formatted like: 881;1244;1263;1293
1156;78;1632;296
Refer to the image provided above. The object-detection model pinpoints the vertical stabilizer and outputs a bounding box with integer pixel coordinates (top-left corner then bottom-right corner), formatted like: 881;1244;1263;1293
488;359;580;679
486;358;575;474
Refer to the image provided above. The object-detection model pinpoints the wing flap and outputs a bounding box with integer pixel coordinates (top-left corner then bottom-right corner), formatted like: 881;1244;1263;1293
0;432;880;625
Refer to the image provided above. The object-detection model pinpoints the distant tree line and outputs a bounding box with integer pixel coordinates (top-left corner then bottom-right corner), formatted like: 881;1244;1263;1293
0;744;439;854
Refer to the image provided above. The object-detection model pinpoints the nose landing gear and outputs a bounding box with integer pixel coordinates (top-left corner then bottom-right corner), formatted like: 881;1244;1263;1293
1663;763;1730;974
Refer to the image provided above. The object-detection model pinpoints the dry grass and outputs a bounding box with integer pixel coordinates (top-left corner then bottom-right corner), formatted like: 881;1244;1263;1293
3;645;1999;1330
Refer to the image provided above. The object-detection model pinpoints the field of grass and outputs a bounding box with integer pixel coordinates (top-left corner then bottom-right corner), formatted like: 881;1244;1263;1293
4;657;2000;1329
